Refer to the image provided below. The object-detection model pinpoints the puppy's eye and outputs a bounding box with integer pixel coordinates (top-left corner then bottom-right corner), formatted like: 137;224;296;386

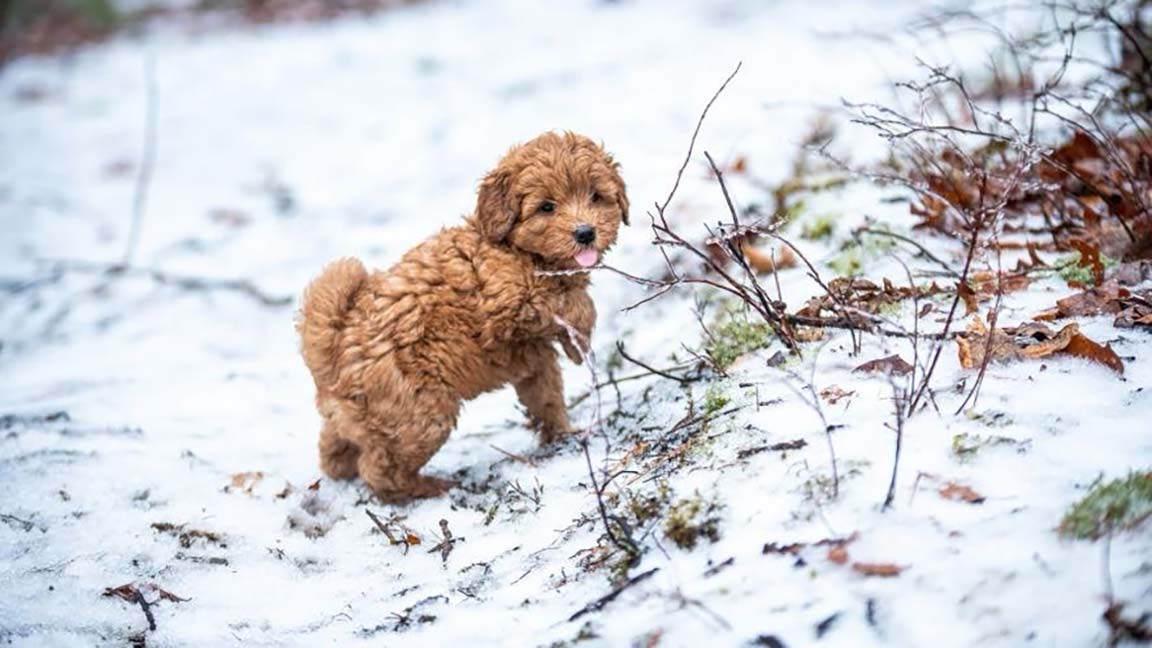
590;192;601;203
540;201;555;213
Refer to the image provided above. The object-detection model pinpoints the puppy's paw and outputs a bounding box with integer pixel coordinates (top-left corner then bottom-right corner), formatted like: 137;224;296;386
537;424;580;446
409;475;459;498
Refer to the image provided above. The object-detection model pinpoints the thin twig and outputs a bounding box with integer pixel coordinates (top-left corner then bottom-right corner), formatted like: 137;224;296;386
123;53;158;266
566;567;659;623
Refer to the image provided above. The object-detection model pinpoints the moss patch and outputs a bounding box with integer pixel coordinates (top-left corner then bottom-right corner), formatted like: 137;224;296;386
664;494;723;550
800;213;838;241
702;383;731;415
706;312;773;370
1059;471;1152;540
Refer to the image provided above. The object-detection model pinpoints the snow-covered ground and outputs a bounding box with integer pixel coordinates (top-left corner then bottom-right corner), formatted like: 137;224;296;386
1;1;1149;646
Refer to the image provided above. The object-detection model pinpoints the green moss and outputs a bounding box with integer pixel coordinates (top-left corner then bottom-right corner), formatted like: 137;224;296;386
827;247;863;276
706;313;773;370
952;432;1027;463
664;495;723;550
1059;471;1152;540
774;198;808;227
800;214;838;241
702;383;731;415
626;482;670;525
1053;251;1117;286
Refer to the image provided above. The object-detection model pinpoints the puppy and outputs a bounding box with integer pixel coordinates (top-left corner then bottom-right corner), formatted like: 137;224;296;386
297;132;629;500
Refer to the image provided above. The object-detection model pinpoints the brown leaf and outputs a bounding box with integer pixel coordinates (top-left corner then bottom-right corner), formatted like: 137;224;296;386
851;562;905;577
827;546;849;565
957;320;1074;368
228;471;264;495
743;243;797;274
939;482;986;504
1114;290;1152;331
1015;322;1079;359
1063;333;1125;374
957;320;1123;374
971;271;1031;296
958;281;979;315
307;479;321;491
853;354;913;376
819;386;855;405
103;582;188;603
103;584;137;602
793;327;827;343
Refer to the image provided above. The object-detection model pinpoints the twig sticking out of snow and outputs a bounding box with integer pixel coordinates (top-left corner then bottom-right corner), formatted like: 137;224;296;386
427;519;463;564
123;53;158;266
566;567;659;623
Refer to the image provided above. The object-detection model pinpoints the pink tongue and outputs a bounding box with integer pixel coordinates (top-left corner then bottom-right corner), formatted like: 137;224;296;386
574;249;599;268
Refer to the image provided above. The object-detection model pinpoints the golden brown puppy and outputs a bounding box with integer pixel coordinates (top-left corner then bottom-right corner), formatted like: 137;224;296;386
297;132;628;500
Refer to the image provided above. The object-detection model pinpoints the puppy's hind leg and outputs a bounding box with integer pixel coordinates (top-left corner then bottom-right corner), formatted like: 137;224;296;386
358;397;460;501
318;420;360;480
515;349;572;445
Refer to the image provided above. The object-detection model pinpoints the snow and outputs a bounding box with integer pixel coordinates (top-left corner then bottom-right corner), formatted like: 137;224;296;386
2;1;1150;646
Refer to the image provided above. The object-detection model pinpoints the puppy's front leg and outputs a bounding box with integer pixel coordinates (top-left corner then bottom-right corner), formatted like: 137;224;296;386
555;290;596;364
514;348;572;444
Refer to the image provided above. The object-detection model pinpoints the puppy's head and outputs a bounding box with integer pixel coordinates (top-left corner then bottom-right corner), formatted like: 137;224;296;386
475;131;628;269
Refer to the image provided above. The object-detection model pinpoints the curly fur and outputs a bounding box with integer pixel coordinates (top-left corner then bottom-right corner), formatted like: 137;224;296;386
297;132;628;500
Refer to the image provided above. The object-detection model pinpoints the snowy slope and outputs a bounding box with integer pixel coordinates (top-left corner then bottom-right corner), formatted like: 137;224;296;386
1;1;1149;646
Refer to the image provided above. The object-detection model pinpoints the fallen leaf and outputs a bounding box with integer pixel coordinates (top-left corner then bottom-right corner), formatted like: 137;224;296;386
939;482;986;504
819;386;855;405
793;327;826;343
1015;322;1079;359
827;545;849;565
1114;291;1152;332
228;471;264;494
853;354;913;376
851;562;905;577
957;320;1124;374
743;243;797;274
103;582;189;603
1063;332;1125;374
958;281;979;315
308;479;321;491
1034;282;1129;320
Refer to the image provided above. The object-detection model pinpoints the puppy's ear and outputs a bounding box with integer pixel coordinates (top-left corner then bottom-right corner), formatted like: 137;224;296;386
476;168;519;243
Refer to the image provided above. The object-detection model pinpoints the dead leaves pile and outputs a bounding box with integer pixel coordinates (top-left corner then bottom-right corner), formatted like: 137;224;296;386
913;131;1152;263
795;277;948;322
1035;280;1152;333
956;318;1124;374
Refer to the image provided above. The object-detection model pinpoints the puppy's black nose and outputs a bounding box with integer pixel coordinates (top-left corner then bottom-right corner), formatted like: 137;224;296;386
573;225;596;245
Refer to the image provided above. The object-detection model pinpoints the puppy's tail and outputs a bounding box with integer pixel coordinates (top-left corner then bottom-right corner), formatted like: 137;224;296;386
297;257;368;388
